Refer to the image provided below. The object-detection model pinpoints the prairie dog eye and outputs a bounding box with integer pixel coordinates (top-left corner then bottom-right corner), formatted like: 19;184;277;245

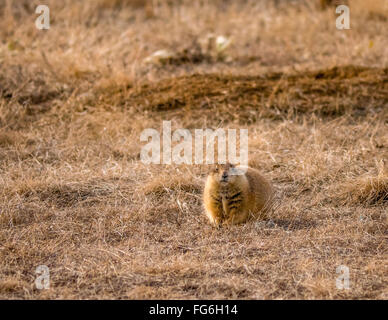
211;165;219;174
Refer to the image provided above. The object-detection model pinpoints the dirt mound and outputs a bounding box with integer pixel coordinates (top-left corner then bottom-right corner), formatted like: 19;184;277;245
121;65;387;124
0;64;64;112
19;182;114;208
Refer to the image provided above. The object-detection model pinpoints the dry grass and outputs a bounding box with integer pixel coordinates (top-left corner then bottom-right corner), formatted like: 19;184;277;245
0;0;387;299
334;163;388;206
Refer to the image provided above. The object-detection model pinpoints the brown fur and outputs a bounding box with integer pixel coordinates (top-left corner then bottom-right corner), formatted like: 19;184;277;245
203;163;274;227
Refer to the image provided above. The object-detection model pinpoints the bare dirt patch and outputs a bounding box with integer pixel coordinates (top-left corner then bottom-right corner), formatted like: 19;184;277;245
118;66;387;124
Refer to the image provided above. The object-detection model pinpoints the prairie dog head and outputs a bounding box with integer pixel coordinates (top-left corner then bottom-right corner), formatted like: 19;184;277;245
208;163;246;185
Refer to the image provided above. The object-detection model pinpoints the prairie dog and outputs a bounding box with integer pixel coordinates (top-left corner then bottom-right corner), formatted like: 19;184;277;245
203;163;274;226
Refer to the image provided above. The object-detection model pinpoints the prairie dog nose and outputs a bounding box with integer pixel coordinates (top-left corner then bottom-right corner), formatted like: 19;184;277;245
222;171;228;180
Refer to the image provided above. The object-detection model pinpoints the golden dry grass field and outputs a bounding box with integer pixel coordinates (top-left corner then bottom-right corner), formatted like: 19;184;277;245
0;0;387;299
